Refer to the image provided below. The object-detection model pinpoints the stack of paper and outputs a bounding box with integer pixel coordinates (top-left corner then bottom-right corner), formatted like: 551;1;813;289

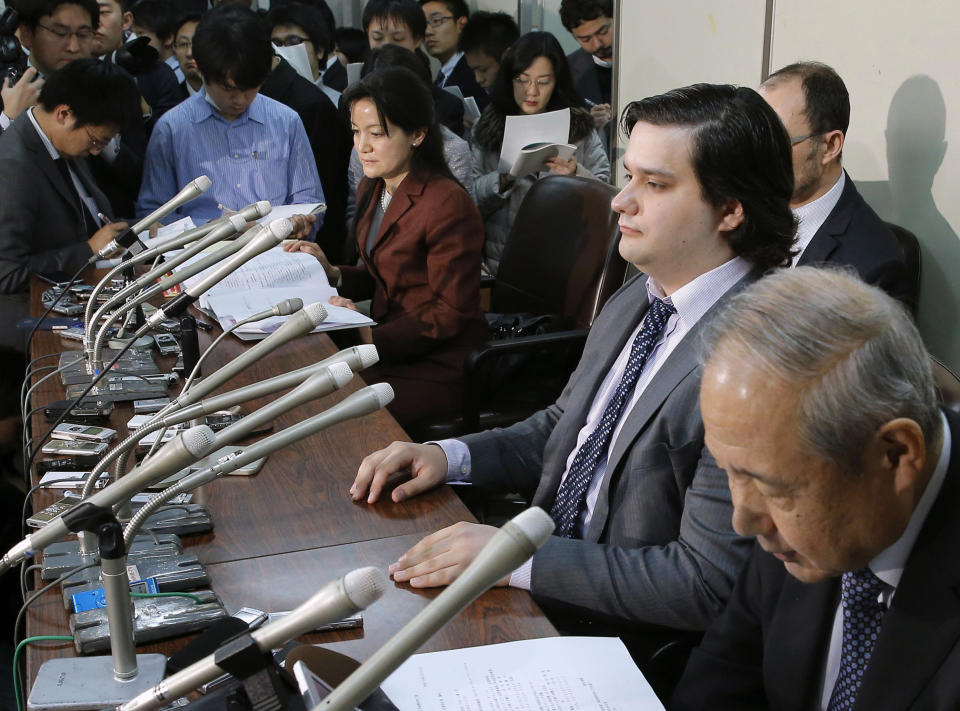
499;108;571;174
378;636;665;711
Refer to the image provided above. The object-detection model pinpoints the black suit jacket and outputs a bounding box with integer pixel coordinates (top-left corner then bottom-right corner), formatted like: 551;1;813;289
0;115;110;350
442;54;489;112
260;58;352;262
672;408;960;711
797;173;911;305
567;47;611;106
322;59;347;92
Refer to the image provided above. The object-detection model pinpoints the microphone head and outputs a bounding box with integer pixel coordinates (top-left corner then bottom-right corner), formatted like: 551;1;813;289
273;298;303;317
255;200;272;217
327;361;353;388
355;344;379;370
266;218;294;241
343;566;388;610
507;507;555;549
303;301;328;326
369;382;394;408
180;425;218;459
191;175;212;193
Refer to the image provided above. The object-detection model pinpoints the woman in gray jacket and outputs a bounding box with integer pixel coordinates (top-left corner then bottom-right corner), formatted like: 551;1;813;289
470;31;610;275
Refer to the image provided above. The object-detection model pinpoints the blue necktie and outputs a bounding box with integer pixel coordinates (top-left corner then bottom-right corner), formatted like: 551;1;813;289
827;568;888;711
436;70;445;87
549;297;676;538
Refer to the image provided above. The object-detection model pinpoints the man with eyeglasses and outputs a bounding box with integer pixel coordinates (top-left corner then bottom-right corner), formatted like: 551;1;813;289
171;14;201;97
0;58;139;353
419;0;487;111
759;62;911;306
560;0;614;138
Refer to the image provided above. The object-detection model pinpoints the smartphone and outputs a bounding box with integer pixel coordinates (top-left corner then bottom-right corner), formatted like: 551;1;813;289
51;423;117;443
41;439;109;457
59;327;86;342
133;397;171;414
153;333;181;355
43;399;113;423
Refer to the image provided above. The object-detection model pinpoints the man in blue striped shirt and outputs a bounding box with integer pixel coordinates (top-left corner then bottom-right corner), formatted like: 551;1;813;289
136;6;323;235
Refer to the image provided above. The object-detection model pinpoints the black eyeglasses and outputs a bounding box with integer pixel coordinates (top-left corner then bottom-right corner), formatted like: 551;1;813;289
36;22;94;42
425;14;454;28
272;34;310;48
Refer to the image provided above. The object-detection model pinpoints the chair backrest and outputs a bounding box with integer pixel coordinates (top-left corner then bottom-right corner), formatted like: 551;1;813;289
884;221;922;317
933;356;960;414
492;175;626;329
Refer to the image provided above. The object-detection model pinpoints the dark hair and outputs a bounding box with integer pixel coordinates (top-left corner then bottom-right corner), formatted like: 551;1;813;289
488;31;582;117
764;61;850;136
361;0;425;40
193;5;273;89
342;66;455;233
621;84;797;272
129;0;177;42
38;57;141;129
267;1;333;56
559;0;612;31
335;26;369;64
17;0;99;29
419;0;468;20
172;11;201;38
361;43;430;85
458;11;519;59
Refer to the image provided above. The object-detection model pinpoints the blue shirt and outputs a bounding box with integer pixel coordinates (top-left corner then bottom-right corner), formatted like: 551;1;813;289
136;89;324;226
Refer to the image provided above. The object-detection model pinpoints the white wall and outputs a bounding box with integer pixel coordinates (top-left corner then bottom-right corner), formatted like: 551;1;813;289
616;1;960;371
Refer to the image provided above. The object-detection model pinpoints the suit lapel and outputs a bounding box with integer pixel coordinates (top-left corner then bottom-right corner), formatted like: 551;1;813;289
796;172;856;266
21;119;84;219
853;410;960;710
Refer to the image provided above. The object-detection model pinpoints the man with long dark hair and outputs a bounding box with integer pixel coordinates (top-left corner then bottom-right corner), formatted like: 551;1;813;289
350;83;796;694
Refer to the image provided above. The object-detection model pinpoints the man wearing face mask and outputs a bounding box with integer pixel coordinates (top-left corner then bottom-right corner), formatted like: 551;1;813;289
135;5;323;235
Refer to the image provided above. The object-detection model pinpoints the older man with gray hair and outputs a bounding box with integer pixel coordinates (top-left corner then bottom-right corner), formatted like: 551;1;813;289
671;266;959;711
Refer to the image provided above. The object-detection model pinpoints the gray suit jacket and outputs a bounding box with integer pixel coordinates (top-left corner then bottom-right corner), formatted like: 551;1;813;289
463;273;754;631
0;114;108;350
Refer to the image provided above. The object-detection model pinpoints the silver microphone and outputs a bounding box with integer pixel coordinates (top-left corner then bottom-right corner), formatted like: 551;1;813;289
118;567;389;711
317;508;555;711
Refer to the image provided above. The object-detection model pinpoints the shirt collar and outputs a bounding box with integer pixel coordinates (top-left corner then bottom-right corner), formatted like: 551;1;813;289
871;411;952;590
195;87;264;125
792;170;846;260
325;54;339;71
439;51;463;79
27;107;60;160
645;256;752;328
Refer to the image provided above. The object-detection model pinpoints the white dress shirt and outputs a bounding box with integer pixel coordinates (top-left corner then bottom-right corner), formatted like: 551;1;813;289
436;52;463;88
791;171;845;265
26;107;103;229
438;256;752;589
819;411;951;709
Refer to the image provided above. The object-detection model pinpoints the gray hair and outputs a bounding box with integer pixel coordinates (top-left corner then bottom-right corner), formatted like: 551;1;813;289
701;266;940;473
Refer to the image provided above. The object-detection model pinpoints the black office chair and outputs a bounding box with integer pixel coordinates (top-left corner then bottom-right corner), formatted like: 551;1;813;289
884;221;921;318
933;356;960;413
413;175;626;443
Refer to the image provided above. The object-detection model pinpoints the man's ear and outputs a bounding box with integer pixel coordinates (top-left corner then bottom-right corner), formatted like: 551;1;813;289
122;11;134;32
18;25;35;53
821;128;844;165
719;199;745;233
53;104;73;127
455;16;468;33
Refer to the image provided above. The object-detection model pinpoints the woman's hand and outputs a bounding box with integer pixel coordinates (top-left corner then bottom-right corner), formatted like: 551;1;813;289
545;155;578;176
329;296;372;344
283;239;341;284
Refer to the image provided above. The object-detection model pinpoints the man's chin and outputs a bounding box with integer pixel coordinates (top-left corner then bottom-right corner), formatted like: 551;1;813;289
783;559;833;584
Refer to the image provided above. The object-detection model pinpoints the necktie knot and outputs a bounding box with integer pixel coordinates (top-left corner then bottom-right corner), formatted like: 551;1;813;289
841;568;887;610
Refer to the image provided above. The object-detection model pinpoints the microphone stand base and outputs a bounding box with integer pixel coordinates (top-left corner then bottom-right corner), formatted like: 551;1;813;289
27;653;166;711
71;588;228;654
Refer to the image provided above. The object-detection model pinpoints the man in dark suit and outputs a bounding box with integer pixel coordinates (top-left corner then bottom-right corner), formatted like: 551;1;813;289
672;266;958;711
419;0;488;111
560;0;614;151
759;62;911;306
0;58;139;352
349;84;796;670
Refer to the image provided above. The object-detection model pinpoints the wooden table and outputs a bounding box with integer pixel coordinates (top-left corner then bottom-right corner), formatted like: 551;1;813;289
23;274;556;695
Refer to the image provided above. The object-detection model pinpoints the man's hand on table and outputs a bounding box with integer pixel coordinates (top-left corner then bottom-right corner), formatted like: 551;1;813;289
351;441;448;504
388;521;509;588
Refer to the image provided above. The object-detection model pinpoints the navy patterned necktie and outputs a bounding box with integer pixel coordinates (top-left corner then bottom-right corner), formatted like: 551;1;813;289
827;568;889;711
435;70;445;87
549;297;677;538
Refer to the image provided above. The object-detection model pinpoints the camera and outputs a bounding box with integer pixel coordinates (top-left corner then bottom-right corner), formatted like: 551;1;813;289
1;7;27;86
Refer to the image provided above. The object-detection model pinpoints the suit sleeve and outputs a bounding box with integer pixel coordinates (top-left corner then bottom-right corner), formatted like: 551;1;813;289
0;157;92;294
369;186;483;361
670;543;771;711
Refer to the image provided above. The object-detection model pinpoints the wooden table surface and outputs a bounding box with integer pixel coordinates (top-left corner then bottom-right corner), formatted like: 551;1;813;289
23;273;556;694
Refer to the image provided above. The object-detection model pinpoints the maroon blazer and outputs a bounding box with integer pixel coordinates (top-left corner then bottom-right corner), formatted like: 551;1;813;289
340;170;486;377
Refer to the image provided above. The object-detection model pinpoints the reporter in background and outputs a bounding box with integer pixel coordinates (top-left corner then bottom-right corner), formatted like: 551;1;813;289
0;58;139;352
284;66;486;429
128;0;184;83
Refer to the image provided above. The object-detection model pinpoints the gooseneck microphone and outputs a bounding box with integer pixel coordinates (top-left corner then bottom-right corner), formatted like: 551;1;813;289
144;218;291;327
117;567;389;711
317;507;556;711
91;175;212;261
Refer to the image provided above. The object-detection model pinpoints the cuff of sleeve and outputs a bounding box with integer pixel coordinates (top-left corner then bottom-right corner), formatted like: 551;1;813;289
508;558;532;590
0;112;11;130
430;438;471;483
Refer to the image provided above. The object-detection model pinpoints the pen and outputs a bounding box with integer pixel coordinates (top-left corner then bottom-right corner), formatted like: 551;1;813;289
97;212;113;224
584;98;596;108
217;203;235;212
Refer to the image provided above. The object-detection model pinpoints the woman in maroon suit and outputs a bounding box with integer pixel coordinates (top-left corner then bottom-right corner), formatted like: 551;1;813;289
283;66;486;429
